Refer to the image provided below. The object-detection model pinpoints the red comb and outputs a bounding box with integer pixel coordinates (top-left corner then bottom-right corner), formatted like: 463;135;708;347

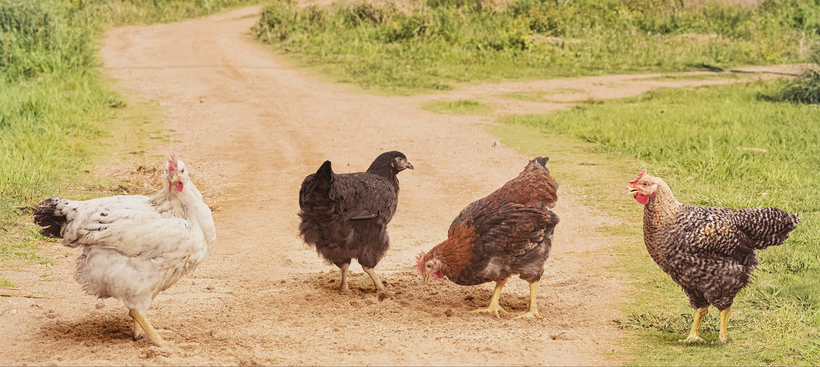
168;152;178;173
629;169;647;185
416;252;427;276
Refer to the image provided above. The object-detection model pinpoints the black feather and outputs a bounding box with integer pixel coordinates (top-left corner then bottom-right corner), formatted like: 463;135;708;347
298;151;410;271
33;198;66;239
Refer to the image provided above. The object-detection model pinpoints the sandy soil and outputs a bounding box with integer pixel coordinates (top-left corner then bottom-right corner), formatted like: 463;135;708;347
0;6;801;366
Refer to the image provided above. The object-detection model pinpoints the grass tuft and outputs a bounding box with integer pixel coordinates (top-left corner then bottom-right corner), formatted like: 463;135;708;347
253;0;819;93
765;47;820;104
0;0;258;282
422;99;492;114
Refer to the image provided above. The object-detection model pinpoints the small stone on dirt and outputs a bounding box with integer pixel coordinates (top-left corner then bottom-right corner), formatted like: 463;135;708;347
95;300;105;309
445;309;454;317
551;331;578;341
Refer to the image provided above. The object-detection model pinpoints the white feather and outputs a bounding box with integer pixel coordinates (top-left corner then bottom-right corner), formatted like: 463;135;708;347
49;160;215;313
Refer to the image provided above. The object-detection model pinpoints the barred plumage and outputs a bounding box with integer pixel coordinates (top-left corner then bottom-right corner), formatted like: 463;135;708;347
629;169;799;343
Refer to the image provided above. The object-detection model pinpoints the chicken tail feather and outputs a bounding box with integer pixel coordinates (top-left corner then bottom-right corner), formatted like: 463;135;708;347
33;198;69;239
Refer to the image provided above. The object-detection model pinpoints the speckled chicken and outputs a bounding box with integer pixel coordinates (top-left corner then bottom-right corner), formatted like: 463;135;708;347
628;169;799;343
299;151;413;293
34;154;215;347
417;157;559;319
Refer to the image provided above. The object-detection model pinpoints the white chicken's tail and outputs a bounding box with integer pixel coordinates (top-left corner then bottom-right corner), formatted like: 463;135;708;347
33;198;72;239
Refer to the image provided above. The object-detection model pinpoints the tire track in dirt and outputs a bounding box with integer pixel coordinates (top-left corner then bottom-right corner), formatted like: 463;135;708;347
0;6;802;366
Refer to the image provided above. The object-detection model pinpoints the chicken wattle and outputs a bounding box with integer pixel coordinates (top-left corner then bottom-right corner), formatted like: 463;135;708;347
628;169;799;343
34;153;215;347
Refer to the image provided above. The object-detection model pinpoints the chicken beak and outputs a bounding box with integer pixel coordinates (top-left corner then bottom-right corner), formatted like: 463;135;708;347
423;273;431;284
169;173;180;184
628;187;639;197
404;161;414;171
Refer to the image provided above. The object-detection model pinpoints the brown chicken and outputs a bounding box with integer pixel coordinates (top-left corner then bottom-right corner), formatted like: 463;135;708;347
628;169;799;343
416;157;559;318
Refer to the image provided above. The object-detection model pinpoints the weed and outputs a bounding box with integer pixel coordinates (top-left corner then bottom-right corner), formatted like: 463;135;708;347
766;47;820;104
422;99;492;114
0;0;256;289
254;0;818;94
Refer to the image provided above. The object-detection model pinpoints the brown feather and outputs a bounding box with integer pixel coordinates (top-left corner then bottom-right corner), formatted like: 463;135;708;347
427;222;478;277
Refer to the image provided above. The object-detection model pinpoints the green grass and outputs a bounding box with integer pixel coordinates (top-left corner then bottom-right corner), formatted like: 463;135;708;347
0;0;257;281
422;99;492;114
81;0;261;27
0;236;55;266
766;47;820;104
498;88;585;102
495;81;820;365
643;72;743;81
253;0;818;94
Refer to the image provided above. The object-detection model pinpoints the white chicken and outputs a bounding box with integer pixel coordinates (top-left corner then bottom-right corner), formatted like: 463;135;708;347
34;153;216;347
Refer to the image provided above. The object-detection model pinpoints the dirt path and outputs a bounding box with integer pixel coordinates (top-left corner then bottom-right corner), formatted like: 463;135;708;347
0;6;801;366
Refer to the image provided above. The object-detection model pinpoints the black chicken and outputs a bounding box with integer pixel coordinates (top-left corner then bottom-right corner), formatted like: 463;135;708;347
299;151;413;292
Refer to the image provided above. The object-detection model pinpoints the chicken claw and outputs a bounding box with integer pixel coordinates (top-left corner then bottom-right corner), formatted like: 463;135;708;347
471;279;509;318
129;309;195;348
679;306;709;344
512;282;544;320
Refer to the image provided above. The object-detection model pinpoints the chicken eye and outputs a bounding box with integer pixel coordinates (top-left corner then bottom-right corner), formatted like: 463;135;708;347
426;264;431;269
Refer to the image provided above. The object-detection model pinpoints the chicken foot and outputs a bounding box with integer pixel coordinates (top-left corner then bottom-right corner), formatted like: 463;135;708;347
133;320;174;341
718;307;731;343
129;309;197;348
679;306;709;343
362;266;386;292
471;279;509;318
511;281;543;319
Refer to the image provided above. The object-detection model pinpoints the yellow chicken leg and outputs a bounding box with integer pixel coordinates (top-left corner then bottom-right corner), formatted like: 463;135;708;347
472;279;509;318
718;307;731;343
362;266;386;292
129;309;197;348
512;281;543;319
680;306;709;343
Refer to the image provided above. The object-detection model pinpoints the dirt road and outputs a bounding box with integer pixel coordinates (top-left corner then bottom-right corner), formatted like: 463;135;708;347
0;6;799;366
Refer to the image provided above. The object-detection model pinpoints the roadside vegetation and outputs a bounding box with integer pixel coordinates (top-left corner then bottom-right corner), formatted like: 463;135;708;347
254;0;819;93
766;47;820;103
422;99;493;114
497;81;820;365
0;0;255;286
